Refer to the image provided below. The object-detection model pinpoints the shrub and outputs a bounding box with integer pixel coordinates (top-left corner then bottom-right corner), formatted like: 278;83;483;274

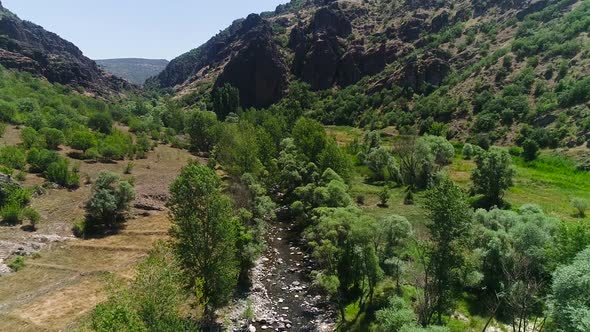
88;112;113;134
21;127;46;149
0;101;16;122
522;139;540;161
84;172;135;231
419;135;455;166
22;207;41;230
69;130;97;152
356;195;365;206
378;186;390;207
366;147;401;182
0;146;26;170
462;143;474;160
124;162;134;174
45;158;80;188
571;198;588;218
27;148;59;173
1;202;22;225
40;128;65;150
7;256;25;272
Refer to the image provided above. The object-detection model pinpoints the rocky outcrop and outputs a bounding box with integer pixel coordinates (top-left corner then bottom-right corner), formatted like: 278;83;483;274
399;17;425;42
0;4;132;94
309;7;352;38
214;16;288;108
430;10;450;33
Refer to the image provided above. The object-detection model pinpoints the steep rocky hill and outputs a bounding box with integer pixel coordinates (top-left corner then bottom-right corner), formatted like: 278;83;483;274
0;1;132;95
150;0;590;147
96;58;169;85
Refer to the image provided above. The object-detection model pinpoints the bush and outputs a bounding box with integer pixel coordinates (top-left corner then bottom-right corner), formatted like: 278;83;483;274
571;198;588;218
7;256;25;272
22;207;41;230
27;148;59;173
69;130;97;152
39;128;65;150
84;172;135;231
1;202;23;225
21;127;46;149
0;101;16;122
462;143;474;160
378;186;390;207
522;139;540;161
420;135;455;166
88;112;113;134
0;146;26;170
124;162;135;174
366;147;401;182
45;158;80;188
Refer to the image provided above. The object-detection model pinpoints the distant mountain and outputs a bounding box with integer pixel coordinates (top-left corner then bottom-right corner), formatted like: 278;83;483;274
96;58;169;85
0;1;132;94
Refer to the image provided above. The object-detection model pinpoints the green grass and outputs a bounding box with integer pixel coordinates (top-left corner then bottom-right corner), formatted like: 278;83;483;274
449;151;590;222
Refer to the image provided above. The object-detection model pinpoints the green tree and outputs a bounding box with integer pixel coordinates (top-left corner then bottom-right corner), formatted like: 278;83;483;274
186;111;220;152
292;117;327;162
551;247;590;332
214;122;262;176
366;147;401;182
168;162;239;320
85;172;135;230
522;139;540;161
212;83;240;120
424;178;472;325
471;148;515;208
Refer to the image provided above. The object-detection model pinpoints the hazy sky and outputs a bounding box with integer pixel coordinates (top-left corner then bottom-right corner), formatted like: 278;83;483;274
2;0;287;60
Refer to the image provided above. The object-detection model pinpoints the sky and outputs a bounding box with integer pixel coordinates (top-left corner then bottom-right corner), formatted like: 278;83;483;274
2;0;287;60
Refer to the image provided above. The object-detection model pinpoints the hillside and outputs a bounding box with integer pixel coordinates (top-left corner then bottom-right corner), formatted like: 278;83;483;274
0;1;132;95
96;58;169;85
149;0;590;148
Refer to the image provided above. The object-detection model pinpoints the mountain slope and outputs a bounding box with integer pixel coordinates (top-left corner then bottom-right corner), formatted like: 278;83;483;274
0;1;132;94
151;0;590;147
96;58;169;85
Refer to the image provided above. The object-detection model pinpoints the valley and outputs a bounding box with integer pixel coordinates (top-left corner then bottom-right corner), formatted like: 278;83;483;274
0;0;590;331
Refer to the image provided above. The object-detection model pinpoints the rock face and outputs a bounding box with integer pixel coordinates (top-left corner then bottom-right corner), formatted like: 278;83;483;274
214;15;288;108
0;4;131;94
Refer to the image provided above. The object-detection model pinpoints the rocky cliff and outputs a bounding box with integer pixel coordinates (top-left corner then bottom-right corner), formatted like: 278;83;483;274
150;0;567;109
0;2;132;94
